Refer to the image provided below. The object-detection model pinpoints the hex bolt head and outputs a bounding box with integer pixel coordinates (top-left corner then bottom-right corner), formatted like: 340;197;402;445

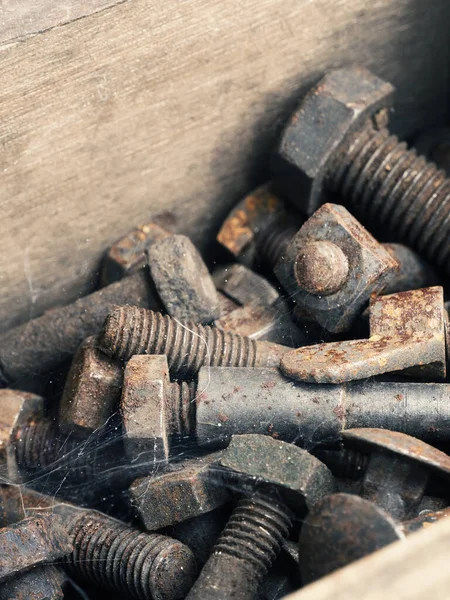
129;452;231;530
186;435;335;600
294;240;349;295
273;65;394;215
0;513;72;583
298;493;403;584
59;336;123;437
273;65;450;276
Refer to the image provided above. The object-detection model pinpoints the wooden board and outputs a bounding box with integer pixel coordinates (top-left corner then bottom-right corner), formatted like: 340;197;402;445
285;512;450;600
1;0;450;331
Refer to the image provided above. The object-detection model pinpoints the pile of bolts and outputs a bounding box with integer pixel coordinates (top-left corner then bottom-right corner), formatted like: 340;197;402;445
2;65;450;599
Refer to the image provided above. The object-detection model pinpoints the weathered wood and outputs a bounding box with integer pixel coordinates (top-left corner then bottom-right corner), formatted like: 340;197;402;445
1;1;449;331
285;512;450;600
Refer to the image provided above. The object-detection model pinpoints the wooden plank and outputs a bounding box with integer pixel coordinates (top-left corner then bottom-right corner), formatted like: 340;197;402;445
0;1;124;46
285;512;450;600
1;0;449;331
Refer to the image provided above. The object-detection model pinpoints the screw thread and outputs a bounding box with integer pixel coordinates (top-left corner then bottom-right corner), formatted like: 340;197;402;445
100;306;258;377
66;511;196;600
257;219;297;270
14;420;95;480
316;448;368;479
167;380;197;436
329;120;450;273
212;494;292;580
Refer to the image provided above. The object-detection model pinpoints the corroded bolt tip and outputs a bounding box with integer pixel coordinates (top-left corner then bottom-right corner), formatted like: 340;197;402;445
67;511;197;600
100;306;288;378
294;240;349;295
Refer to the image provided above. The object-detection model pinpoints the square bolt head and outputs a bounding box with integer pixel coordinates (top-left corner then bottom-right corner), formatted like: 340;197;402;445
218;434;335;511
275;203;398;332
0;390;44;483
101;222;171;286
216;183;294;265
121;355;170;470
148;234;220;324
272;66;394;214
130;452;230;530
59;336;123;437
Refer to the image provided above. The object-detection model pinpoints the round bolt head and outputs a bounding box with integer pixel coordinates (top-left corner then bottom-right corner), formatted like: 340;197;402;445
343;428;450;480
294;240;349;295
273;66;394;214
120;355;171;470
0;390;44;483
218;434;336;511
148;234;220;324
299;493;403;584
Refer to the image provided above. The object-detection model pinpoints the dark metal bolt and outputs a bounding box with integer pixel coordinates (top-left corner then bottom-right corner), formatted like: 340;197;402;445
185;434;335;600
60;507;197;600
119;359;450;461
274;66;450;275
99;306;289;379
0;268;160;388
321;429;450;520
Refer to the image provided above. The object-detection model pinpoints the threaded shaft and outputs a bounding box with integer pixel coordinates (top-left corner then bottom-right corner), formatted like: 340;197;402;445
65;511;197;600
166;380;197;436
316;448;368;479
328;120;450;273
257;219;297;270
100;306;258;378
14;420;96;480
214;494;292;577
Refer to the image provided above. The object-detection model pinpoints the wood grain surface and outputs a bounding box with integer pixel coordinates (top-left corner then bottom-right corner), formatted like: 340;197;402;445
1;0;449;330
285;513;450;600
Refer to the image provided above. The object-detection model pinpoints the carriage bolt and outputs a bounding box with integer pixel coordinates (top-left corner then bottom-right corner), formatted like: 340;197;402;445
99;306;289;379
117;357;450;468
273;66;450;276
299;493;450;584
274;203;439;332
322;428;450;520
185;434;335;600
281;286;449;383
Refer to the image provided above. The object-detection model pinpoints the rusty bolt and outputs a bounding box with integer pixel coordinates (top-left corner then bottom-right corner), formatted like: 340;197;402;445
99;306;289;379
273;65;450;276
130;452;231;530
216;182;302;270
281;286;448;383
0;389;127;487
115;360;450;456
148;234;221;324
0;485;197;600
0;513;72;583
0;268;161;388
299;493;403;584
185;434;335;600
299;494;450;584
294;240;350;296
101;221;171;285
335;428;450;520
58;336;123;437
